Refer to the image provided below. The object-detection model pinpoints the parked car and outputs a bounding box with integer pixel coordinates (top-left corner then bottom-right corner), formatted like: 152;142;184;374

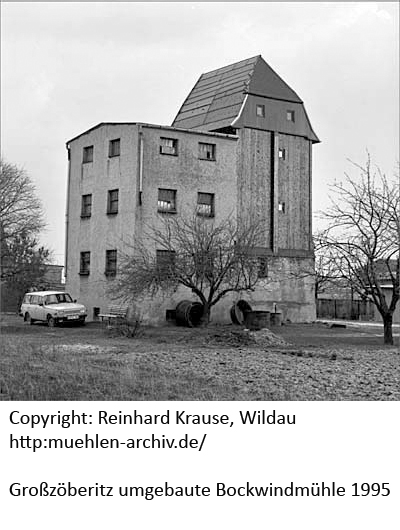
20;291;87;327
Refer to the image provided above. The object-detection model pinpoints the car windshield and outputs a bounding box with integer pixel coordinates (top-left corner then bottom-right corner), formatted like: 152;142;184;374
44;293;74;304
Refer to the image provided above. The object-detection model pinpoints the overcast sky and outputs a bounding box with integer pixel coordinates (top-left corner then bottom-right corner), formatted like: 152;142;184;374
1;2;399;265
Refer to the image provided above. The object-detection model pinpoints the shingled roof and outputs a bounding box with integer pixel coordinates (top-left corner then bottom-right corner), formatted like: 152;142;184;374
172;55;319;142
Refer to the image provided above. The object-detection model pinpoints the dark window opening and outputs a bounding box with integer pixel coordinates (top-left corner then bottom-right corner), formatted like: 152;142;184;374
81;194;92;218
109;138;120;157
156;250;176;276
278;148;286;160
287;110;295;122
158;188;177;213
83;146;94;163
256;104;265;117
105;249;117;276
258;257;269;279
198;142;216;161
160;137;178;156
197;192;215;217
93;307;100;320
107;189;119;214
80;251;90;275
278;202;286;213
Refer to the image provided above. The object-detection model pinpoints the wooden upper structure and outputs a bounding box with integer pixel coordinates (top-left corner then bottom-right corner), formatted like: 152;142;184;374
172;55;319;143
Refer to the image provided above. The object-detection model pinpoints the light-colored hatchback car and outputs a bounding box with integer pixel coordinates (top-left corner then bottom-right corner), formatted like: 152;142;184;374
20;291;87;327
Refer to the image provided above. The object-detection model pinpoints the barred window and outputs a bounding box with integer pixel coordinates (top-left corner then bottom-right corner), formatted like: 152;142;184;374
105;250;117;276
107;189;119;214
80;251;90;275
81;194;92;218
109;138;120;157
198;142;216;161
158;188;177;213
197;192;214;217
82;146;94;163
160;137;178;156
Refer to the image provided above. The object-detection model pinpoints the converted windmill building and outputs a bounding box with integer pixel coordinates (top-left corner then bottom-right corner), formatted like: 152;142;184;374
65;56;319;323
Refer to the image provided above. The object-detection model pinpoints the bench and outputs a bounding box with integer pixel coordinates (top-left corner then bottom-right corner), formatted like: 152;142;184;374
98;304;128;325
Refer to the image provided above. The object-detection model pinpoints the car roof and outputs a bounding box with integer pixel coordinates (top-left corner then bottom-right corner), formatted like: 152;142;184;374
25;291;68;296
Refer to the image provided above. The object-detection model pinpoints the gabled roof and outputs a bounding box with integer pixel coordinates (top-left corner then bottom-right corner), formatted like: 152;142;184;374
172;55;319;142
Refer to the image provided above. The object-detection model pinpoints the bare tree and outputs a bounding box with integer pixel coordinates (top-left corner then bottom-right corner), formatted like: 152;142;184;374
321;155;399;344
0;158;45;245
110;213;268;325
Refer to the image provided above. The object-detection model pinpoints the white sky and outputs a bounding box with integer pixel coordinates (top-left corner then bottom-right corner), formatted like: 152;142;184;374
1;2;399;265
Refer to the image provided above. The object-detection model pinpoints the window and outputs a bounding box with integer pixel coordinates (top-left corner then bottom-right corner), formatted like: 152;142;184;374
199;142;216;161
160;137;178;156
105;250;117;276
93;307;100;320
156;250;176;276
278;148;286;160
80;251;90;275
81;194;92;218
258;257;269;279
256;104;265;117
158;188;177;213
278;202;286;213
197;192;215;217
287;110;295;122
107;189;119;214
82;146;94;163
109;138;120;157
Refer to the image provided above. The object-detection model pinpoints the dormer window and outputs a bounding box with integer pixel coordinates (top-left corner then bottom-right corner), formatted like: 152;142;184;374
287;110;295;122
256;105;265;118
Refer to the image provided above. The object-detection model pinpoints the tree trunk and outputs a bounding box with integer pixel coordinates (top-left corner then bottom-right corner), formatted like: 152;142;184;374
383;314;393;345
199;302;211;327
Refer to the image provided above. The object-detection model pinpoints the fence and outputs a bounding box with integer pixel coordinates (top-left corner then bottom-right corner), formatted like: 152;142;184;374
317;299;375;321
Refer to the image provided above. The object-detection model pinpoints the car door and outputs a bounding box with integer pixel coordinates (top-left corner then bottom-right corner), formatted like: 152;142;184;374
36;296;46;321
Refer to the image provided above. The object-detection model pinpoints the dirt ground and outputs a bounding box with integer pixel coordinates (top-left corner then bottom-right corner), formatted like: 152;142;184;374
0;314;399;401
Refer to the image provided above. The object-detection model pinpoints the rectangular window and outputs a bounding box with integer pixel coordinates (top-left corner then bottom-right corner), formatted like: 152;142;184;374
158;188;177;213
258;257;268;279
278;202;286;213
107;189;119;214
109;138;120;157
197;192;215;217
160;137;178;156
198;142;216;161
80;251;90;275
81;194;92;218
82;146;94;163
105;250;117;276
156;250;176;276
256;104;265;117
287;110;295;122
278;148;286;160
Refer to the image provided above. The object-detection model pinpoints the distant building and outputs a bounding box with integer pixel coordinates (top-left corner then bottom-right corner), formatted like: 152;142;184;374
65;56;319;324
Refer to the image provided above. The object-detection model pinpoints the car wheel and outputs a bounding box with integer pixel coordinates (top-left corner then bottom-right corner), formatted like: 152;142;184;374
25;313;35;325
47;316;57;328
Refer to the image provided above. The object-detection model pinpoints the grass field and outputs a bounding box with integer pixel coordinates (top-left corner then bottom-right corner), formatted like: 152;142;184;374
0;315;399;401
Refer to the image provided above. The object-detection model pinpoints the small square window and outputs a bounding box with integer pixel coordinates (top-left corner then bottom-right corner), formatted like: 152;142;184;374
160;137;178;156
278;202;286;213
256;104;265;117
197;192;215;217
105;250;117;276
107;189;119;214
199;142;216;161
278;148;286;160
80;251;90;275
109;139;120;157
82;146;94;163
81;194;92;218
287;110;295;122
158;188;177;213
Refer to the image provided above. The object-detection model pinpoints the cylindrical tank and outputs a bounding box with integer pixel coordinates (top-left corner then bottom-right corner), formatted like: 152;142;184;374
175;300;204;327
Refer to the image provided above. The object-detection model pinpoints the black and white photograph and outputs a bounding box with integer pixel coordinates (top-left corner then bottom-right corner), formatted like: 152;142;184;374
1;3;399;529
